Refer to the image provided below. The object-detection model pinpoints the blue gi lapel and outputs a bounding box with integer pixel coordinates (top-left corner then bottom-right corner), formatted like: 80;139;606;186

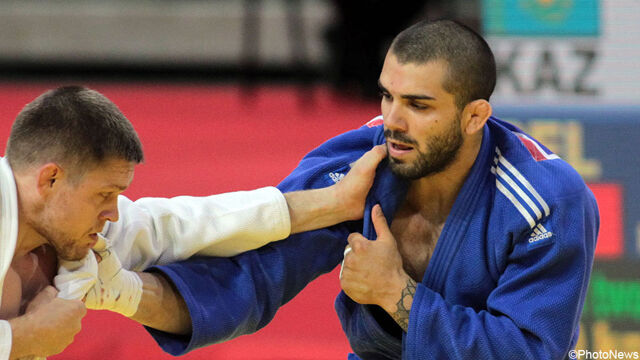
362;159;409;241
422;124;495;292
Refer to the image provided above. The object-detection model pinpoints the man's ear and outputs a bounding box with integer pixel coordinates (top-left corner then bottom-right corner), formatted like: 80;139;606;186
461;100;492;136
36;163;63;196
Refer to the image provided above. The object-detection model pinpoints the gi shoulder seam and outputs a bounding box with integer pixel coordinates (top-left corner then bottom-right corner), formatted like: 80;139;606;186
514;131;560;162
364;115;384;128
491;147;551;228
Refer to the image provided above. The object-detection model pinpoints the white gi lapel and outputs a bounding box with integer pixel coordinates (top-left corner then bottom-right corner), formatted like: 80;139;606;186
0;157;19;309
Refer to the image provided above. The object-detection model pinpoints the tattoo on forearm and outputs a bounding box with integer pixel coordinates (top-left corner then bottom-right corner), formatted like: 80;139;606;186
391;278;416;332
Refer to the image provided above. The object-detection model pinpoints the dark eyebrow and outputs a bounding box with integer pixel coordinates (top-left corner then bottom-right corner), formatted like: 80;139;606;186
377;80;388;93
402;94;436;101
377;80;436;101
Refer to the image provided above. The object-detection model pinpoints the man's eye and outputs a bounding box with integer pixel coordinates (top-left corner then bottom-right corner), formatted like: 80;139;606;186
100;192;111;199
410;102;428;110
379;92;391;100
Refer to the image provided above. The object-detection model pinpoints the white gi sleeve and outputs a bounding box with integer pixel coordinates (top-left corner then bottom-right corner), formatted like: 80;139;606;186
0;320;10;360
105;186;291;271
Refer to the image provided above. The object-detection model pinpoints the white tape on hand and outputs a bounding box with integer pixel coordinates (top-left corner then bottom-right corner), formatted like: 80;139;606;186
84;237;142;317
55;251;98;300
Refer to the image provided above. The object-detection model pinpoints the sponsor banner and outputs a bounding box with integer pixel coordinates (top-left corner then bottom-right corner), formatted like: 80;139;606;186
483;0;640;103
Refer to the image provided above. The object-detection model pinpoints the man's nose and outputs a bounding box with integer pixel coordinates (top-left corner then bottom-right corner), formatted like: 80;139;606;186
383;102;408;132
99;202;119;223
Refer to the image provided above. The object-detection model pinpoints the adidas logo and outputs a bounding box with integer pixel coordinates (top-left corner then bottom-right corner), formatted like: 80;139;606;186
329;172;345;183
529;224;553;243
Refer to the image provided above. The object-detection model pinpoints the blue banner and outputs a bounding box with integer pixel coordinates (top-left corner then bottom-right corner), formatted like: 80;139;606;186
483;0;600;36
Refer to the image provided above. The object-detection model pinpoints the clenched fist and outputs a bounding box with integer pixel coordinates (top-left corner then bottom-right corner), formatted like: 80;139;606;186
10;286;86;359
339;205;414;321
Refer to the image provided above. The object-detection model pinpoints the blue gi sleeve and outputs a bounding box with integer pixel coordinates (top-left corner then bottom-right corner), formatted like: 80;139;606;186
144;125;383;355
404;189;599;360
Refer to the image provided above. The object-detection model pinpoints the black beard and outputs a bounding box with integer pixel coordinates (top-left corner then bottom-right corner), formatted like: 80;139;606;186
385;121;463;180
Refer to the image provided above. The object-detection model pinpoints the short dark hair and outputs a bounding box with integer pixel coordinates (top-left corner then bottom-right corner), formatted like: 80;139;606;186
6;86;144;174
390;20;497;109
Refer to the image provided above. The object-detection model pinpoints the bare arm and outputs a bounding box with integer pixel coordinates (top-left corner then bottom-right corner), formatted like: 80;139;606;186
126;145;387;335
285;144;386;234
283;188;348;234
129;272;191;335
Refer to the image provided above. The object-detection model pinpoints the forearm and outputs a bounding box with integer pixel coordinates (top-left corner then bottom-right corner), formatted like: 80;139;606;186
284;187;354;234
7;315;32;359
129;272;192;335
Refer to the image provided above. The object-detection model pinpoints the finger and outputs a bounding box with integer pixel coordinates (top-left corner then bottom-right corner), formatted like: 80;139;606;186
41;285;59;298
372;144;388;158
371;204;393;240
347;232;368;252
339;266;352;284
351;145;387;173
364;144;387;164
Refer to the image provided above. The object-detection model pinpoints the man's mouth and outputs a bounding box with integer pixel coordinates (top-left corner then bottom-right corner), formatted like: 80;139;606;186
388;141;415;157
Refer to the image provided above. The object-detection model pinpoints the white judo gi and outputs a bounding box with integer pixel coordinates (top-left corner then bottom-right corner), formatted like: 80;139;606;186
0;157;292;359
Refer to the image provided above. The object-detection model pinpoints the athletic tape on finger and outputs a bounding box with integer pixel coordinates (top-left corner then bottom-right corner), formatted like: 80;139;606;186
339;246;353;279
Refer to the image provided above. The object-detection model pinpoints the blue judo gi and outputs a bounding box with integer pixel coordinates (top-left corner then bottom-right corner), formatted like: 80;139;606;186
146;116;599;360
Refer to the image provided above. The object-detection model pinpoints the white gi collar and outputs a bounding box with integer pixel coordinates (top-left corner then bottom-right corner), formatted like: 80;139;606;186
0;157;19;309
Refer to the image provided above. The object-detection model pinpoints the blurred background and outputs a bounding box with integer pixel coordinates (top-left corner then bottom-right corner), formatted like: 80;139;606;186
0;0;638;358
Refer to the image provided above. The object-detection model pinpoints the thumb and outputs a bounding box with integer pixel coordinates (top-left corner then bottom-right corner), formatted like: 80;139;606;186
92;233;109;252
371;204;393;241
351;145;387;174
365;144;388;165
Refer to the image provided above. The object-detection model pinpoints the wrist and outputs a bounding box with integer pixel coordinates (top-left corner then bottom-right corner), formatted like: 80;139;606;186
85;265;143;317
286;187;355;234
329;182;365;222
326;185;358;221
380;272;413;314
381;273;416;332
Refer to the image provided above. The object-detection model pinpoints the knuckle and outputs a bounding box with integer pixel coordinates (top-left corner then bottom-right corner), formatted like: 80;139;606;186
347;233;360;244
43;286;58;297
352;239;367;252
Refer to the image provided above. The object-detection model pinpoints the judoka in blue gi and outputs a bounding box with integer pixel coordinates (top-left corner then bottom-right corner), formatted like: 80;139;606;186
116;20;599;359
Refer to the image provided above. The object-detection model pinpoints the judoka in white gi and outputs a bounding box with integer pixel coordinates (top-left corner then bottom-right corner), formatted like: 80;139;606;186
0;86;385;359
